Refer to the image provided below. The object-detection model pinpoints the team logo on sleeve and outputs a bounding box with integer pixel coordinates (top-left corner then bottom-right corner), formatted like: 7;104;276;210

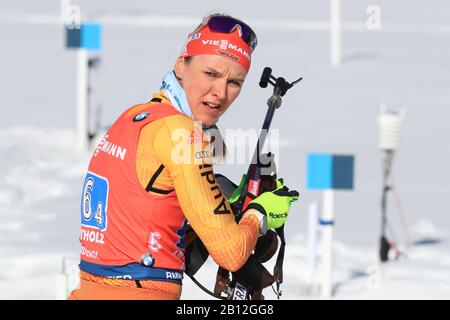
199;164;231;215
133;112;150;122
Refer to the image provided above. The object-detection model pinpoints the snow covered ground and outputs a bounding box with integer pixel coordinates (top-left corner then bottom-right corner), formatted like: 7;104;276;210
1;0;449;299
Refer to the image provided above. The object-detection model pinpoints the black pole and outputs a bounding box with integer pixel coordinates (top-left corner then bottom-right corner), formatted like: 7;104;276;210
380;150;393;262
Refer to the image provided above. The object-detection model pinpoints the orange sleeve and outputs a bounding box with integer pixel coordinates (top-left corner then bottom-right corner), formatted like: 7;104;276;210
150;115;259;272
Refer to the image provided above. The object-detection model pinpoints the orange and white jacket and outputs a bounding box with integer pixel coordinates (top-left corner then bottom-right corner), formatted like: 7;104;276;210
78;92;259;283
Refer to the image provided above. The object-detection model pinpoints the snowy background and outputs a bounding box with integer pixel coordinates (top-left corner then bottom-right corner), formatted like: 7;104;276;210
0;0;449;299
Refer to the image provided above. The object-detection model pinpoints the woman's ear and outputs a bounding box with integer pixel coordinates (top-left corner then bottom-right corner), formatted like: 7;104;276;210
174;57;185;81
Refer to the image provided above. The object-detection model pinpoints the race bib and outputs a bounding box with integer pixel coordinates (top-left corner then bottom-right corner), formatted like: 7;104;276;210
81;172;109;231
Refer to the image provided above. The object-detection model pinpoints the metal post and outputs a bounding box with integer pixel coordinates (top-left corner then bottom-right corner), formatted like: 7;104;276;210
60;0;71;23
307;202;319;288
330;0;341;67
380;150;393;261
378;106;405;261
321;189;334;298
76;48;89;151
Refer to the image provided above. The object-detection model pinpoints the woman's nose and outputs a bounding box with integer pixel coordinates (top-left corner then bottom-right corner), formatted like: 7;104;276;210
210;80;227;101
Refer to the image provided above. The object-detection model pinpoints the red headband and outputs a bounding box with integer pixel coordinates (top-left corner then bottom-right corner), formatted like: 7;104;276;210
180;25;252;71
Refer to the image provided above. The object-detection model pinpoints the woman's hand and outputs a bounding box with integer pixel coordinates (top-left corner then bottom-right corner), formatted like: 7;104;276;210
247;179;299;230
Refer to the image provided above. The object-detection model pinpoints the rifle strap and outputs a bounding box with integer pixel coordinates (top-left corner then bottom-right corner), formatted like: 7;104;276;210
273;225;286;299
186;273;227;300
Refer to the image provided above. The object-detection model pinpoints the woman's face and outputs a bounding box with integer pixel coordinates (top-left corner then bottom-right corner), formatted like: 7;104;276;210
174;54;248;127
